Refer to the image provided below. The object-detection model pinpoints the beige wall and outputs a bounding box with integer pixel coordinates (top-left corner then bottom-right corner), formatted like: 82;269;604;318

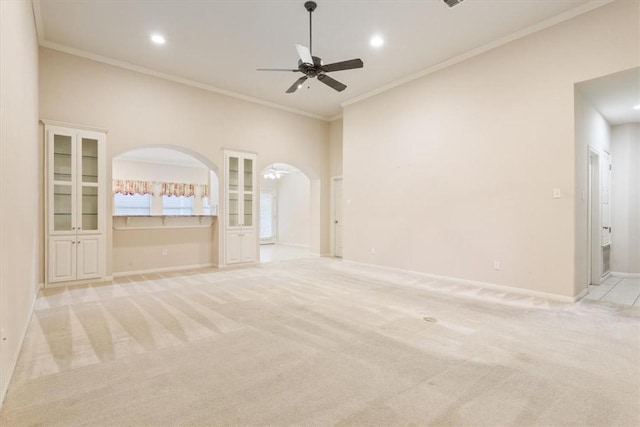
611;124;640;274
0;0;41;405
39;48;331;272
112;158;209;184
277;173;311;247
329;119;343;177
574;88;611;291
342;0;639;298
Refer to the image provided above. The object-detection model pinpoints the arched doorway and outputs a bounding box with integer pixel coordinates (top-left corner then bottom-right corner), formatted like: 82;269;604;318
259;163;311;262
111;146;220;275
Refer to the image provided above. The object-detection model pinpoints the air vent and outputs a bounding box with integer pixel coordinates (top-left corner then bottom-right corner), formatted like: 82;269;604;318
444;0;464;7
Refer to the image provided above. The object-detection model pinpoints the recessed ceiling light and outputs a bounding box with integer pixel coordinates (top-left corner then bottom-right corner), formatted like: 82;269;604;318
151;34;166;45
634;104;640;110
370;36;384;48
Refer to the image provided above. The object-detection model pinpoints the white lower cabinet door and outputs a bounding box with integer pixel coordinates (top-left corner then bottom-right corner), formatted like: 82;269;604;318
226;231;243;264
49;236;76;283
77;235;102;280
240;230;257;263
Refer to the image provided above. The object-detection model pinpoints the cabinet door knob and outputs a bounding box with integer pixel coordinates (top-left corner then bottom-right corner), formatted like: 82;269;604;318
78;241;81;244
72;227;76;230
71;241;75;244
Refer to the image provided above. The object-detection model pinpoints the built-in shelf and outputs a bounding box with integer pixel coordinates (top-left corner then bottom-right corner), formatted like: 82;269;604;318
113;215;216;230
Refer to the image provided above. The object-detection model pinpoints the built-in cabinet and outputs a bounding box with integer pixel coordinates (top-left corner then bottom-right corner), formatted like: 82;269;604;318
45;124;106;285
224;150;257;264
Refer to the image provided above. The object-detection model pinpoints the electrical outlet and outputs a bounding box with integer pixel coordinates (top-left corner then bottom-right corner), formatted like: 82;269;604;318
162;249;168;256
493;261;501;270
553;188;562;199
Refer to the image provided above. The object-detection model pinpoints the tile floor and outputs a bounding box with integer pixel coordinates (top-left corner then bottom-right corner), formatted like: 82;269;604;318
584;275;640;306
260;243;311;263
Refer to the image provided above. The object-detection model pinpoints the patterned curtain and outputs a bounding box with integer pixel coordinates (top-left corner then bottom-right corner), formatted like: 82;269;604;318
200;184;209;198
160;182;196;198
112;180;154;195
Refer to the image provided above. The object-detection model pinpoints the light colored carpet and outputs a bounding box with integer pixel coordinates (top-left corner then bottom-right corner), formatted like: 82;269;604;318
1;258;639;426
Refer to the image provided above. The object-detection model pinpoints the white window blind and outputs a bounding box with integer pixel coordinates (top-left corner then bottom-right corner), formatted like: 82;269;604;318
114;193;151;215
162;195;194;215
260;191;274;240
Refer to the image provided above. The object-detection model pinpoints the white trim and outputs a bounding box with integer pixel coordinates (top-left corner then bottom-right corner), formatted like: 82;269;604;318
610;271;640;278
44;276;114;289
40;119;108;134
341;0;615;110
330;176;343;258
31;0;44;44
328;114;343;122
573;288;589;303
343;260;578;304
0;282;40;406
113;263;216;278
38;40;328;122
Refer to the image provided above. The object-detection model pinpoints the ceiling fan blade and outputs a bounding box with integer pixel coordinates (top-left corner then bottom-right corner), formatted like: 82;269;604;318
317;74;347;92
257;68;300;72
295;44;314;65
321;58;364;73
286;76;308;93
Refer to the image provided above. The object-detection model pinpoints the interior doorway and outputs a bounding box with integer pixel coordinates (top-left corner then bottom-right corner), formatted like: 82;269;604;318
259;163;311;262
332;177;343;258
588;149;601;285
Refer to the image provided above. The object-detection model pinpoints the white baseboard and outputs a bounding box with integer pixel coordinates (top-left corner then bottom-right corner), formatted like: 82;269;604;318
113;263;217;277
610;271;640;278
343;260;576;304
0;282;40;407
573;288;589;302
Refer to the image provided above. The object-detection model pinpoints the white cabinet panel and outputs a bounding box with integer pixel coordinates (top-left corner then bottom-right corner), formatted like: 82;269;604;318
226;231;243;264
224;150;257;265
45;124;106;286
241;230;257;263
49;237;75;283
77;235;102;280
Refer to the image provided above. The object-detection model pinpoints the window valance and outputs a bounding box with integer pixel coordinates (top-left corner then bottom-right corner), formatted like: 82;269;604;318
112;179;154;196
113;180;209;198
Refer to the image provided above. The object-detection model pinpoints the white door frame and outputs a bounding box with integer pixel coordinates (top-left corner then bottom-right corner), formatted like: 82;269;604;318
588;148;602;285
330;176;343;257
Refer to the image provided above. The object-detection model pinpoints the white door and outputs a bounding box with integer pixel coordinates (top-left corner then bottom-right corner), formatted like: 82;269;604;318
260;191;276;244
77;235;102;280
49;237;75;283
601;151;612;246
333;178;343;258
588;151;601;285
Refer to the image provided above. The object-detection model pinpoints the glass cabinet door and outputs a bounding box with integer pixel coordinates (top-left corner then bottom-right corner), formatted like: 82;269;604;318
52;134;74;232
79;137;99;231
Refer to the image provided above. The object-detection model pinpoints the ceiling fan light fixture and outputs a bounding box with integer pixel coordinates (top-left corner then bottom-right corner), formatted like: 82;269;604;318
370;36;384;47
150;34;166;45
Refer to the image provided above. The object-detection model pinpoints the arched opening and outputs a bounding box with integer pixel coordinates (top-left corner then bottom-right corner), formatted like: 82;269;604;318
111;146;220;275
259;162;311;262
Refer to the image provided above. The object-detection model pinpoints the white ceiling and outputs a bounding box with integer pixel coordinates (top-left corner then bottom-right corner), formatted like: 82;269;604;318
35;0;610;120
577;67;640;126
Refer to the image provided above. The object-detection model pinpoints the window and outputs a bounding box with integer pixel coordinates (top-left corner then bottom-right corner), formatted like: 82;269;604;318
113;193;151;215
162;195;194;215
260;191;275;242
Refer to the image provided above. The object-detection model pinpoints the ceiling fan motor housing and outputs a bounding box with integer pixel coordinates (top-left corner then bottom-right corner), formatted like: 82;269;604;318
304;1;317;12
298;56;323;78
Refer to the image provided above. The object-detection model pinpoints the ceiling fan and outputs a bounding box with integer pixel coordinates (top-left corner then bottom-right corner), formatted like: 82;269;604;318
263;164;292;180
257;1;364;93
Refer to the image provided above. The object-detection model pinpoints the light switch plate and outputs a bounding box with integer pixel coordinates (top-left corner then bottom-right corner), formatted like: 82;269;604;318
553;188;562;199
